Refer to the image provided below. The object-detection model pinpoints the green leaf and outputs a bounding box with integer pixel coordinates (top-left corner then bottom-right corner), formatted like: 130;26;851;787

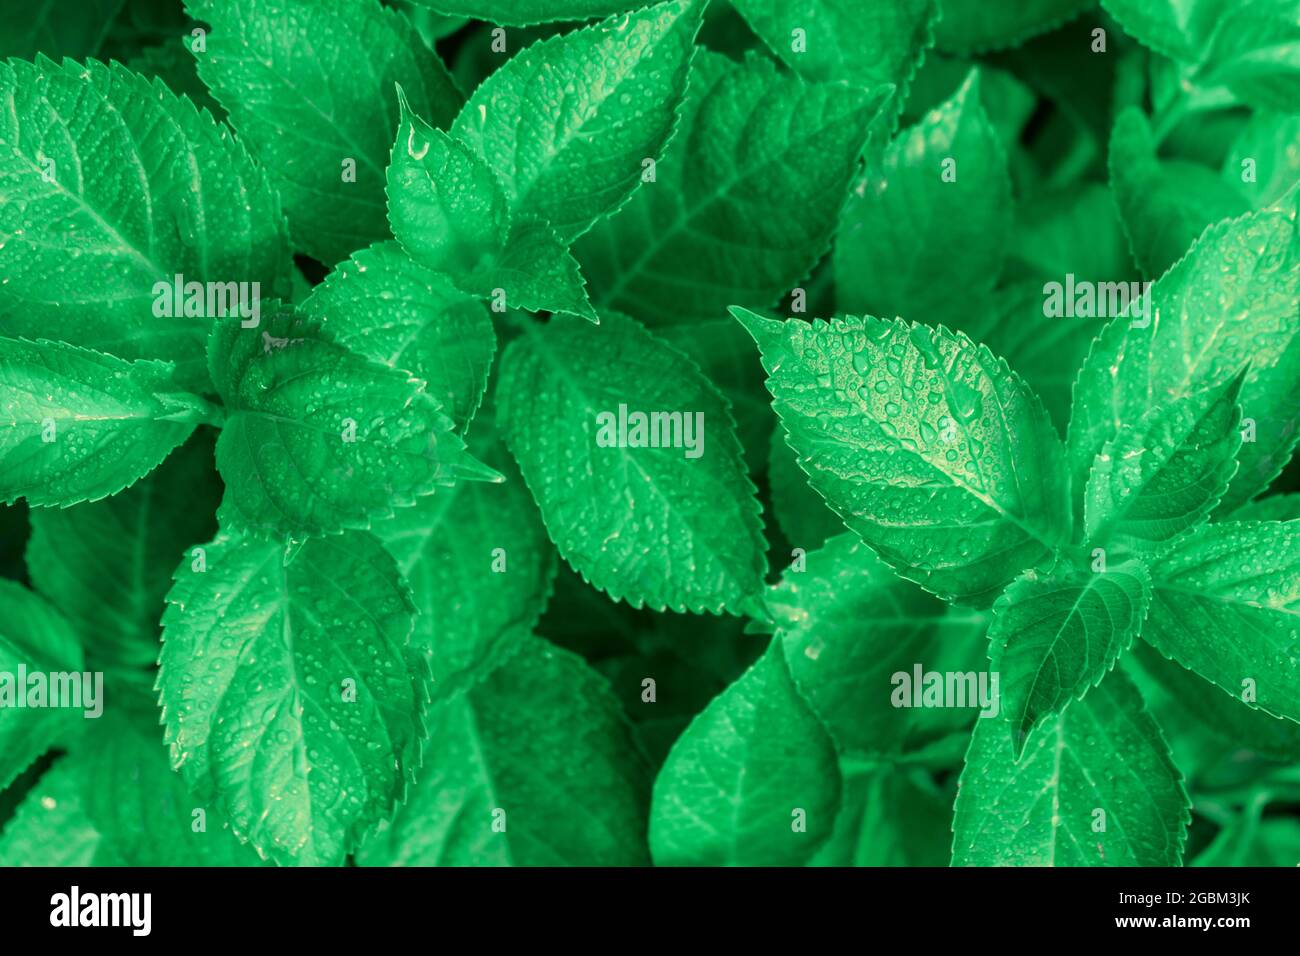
0;1;123;60
208;311;495;539
159;529;428;866
372;421;556;702
1127;642;1300;762
730;0;936;95
1225;111;1300;208
302;241;495;433
576;50;889;327
1106;0;1300;113
461;219;599;322
127;37;222;117
1108;107;1249;280
736;309;1070;606
0;337;204;508
1067;191;1300;519
0;57;291;391
1231;492;1300;521
388;93;598;321
77;716;266;866
989;560;1152;755
809;763;953;866
0;759;114;866
451;0;701;245
1084;370;1244;550
358;636;650;866
952;669;1190;866
934;0;1093;54
835;70;1011;326
388;98;510;274
770;532;990;755
649;642;842;866
1143;520;1300;727
25;432;220;669
403;1;637;27
188;0;462;267
0;580;84;790
496;311;767;614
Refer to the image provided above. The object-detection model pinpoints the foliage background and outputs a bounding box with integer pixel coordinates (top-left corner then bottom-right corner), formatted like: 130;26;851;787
0;0;1299;867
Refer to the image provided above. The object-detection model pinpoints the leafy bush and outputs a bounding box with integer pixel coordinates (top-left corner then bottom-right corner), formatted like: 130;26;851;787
1;0;1299;867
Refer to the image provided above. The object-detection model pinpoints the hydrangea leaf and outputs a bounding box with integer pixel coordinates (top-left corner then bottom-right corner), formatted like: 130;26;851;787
303;241;495;433
358;636;650;866
0;337;207;509
989;560;1152;756
496;310;767;614
450;0;701;245
576;50;890;328
25;432;220;670
388;93;598;321
207;311;497;539
372;421;556;703
649;642;841;866
187;0;462;266
1109;107;1249;280
769;532;990;755
735;309;1070;606
1068;191;1300;520
0;57;291;392
159;529;428;866
1127;642;1300;763
835;70;1011;326
1142;520;1300;727
1084;369;1244;551
953;669;1190;866
0;580;84;791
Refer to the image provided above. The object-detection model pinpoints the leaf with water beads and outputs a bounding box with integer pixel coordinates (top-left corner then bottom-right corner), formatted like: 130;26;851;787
496;310;767;614
207;310;499;539
0;56;292;392
187;0;462;267
1084;368;1246;552
387;90;598;321
649;642;841;866
159;529;428;866
989;559;1152;757
0;337;208;509
735;307;1070;606
450;0;702;245
1068;189;1300;519
1143;519;1300;727
952;668;1190;866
